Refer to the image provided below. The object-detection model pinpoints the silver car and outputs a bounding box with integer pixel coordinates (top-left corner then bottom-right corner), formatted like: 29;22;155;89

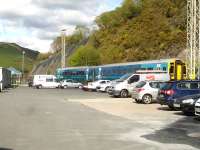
132;81;165;104
60;79;83;89
195;99;200;116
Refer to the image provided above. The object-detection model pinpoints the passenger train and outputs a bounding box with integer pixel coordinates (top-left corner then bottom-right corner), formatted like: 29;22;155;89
56;59;187;82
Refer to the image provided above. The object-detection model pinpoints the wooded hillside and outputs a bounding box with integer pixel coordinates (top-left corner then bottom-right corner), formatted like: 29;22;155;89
69;0;187;66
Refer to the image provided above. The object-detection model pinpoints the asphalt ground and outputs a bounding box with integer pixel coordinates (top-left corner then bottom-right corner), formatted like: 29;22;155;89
0;87;199;150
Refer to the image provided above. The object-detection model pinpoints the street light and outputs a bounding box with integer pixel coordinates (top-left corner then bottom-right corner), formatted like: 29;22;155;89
22;51;25;83
61;29;66;68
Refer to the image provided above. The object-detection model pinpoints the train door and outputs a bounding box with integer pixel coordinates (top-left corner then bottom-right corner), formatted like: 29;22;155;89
169;62;175;80
176;64;182;80
175;60;187;80
87;68;96;82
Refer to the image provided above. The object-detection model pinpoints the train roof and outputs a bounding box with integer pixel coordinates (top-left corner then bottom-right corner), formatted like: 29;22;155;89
58;58;179;70
98;58;177;68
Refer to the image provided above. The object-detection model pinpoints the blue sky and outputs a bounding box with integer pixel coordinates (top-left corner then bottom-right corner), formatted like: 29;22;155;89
107;0;123;9
0;0;124;52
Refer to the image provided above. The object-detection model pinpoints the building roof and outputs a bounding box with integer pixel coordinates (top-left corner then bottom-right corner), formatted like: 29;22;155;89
7;67;22;75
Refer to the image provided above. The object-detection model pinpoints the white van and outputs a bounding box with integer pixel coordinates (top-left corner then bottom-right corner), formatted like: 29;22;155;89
108;72;170;98
33;75;60;89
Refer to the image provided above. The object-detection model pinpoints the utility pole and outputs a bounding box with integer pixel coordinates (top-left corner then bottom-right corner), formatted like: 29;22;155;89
187;0;200;79
22;51;25;83
61;29;66;68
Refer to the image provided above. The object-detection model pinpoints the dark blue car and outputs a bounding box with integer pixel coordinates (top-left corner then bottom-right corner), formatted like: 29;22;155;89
157;80;200;109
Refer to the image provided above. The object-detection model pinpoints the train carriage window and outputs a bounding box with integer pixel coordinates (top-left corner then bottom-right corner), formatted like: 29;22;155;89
148;68;153;70
170;65;174;73
163;67;167;71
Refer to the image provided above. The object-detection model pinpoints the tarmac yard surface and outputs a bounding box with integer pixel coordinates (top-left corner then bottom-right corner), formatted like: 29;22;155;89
0;87;199;150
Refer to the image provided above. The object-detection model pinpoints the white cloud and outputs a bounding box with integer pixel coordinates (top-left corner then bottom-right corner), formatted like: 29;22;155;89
0;0;119;53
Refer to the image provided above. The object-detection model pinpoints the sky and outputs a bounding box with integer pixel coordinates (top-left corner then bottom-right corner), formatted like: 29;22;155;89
0;0;123;53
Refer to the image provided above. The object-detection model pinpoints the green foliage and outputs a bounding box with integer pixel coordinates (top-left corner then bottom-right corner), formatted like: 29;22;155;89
68;45;100;66
95;0;141;29
100;45;125;64
92;0;187;64
0;44;35;73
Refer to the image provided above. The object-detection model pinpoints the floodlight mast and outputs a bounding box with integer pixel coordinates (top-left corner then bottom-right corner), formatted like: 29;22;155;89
187;0;200;79
61;29;66;69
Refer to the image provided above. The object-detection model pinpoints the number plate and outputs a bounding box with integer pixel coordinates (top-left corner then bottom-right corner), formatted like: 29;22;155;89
195;108;200;113
159;94;164;98
174;103;180;108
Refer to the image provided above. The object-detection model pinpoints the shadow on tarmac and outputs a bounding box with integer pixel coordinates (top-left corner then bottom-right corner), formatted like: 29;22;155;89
142;116;200;149
157;106;175;111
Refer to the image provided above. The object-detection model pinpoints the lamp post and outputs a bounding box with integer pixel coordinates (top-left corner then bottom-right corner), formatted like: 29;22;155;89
61;29;66;68
22;51;25;83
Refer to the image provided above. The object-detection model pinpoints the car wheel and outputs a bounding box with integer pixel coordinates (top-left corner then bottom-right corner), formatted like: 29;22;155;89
142;94;152;104
105;87;109;93
168;104;174;110
120;90;129;98
64;85;68;89
37;85;42;89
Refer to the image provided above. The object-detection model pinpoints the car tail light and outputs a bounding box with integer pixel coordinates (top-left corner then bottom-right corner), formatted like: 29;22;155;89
165;90;175;96
136;88;144;93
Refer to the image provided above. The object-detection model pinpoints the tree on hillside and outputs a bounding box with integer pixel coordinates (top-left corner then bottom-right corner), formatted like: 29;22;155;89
100;45;125;64
75;25;90;38
120;0;142;19
68;45;100;66
96;0;141;29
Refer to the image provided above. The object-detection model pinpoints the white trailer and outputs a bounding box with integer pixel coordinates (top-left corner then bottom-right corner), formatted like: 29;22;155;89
0;67;11;91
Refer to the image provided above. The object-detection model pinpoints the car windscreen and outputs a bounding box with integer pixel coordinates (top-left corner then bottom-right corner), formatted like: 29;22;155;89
136;81;146;88
160;82;173;90
118;74;132;82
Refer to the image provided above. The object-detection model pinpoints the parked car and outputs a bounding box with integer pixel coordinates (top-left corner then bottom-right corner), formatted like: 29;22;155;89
85;80;111;91
173;94;200;115
60;79;82;89
132;81;165;104
158;80;200;109
108;72;170;98
96;80;112;92
195;99;200;116
33;75;60;89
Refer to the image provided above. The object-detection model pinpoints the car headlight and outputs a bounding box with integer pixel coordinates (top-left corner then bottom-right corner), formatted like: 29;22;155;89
182;99;195;104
